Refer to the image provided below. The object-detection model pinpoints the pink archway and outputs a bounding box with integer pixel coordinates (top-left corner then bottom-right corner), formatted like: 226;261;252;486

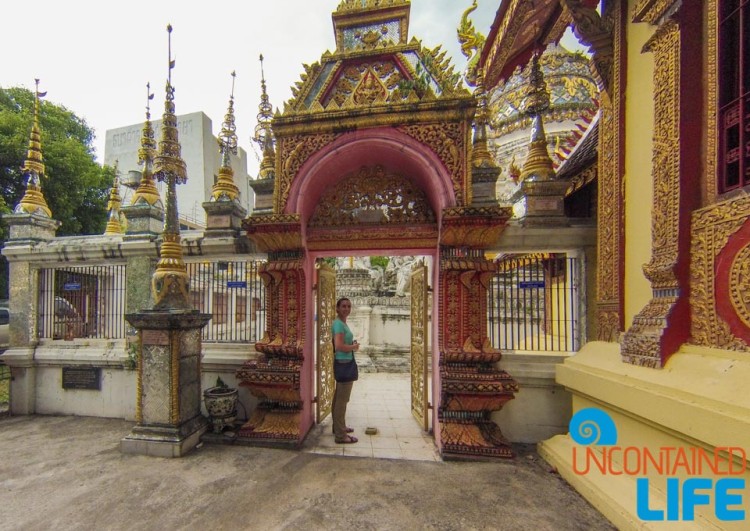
290;127;452;441
285;127;457;228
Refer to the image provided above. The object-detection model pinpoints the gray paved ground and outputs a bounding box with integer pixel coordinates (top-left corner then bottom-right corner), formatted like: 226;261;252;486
0;415;615;531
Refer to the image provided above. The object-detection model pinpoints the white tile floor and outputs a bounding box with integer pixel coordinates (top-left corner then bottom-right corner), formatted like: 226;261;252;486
302;372;440;461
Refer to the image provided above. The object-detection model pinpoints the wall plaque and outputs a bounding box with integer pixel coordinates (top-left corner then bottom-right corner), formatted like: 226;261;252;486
62;366;101;390
142;329;170;346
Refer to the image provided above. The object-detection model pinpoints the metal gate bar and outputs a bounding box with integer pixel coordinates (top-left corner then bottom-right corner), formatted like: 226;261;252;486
488;255;580;352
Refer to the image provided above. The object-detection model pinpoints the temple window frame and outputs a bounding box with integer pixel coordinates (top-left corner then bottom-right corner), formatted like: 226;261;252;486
718;0;750;194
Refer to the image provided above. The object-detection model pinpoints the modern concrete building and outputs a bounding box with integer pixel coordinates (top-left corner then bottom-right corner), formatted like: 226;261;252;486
104;111;253;227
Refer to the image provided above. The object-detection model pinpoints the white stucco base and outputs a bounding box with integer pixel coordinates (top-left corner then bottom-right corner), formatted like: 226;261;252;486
4;340;259;421
495;351;573;443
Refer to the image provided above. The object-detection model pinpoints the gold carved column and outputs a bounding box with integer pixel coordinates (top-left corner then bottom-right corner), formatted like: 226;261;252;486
622;3;701;366
594;0;626;341
438;206;518;459
236;214;307;445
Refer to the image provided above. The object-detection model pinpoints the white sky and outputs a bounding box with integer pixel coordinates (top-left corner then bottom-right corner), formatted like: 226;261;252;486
1;0;503;175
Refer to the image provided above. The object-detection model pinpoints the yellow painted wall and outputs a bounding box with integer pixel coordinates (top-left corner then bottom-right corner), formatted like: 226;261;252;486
623;12;656;329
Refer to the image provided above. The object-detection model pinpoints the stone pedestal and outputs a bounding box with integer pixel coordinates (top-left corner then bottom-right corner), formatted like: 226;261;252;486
121;204;164;238
4;212;59;243
202;200;247;237
249;177;274;214
471;162;502;206
513;179;570;226
121;310;211;457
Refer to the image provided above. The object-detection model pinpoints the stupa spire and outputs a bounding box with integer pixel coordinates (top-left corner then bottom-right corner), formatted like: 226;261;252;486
151;24;191;310
104;160;126;235
15;79;52;218
470;68;495;168
210;71;241;202
131;82;162;208
520;53;556;182
254;54;276;180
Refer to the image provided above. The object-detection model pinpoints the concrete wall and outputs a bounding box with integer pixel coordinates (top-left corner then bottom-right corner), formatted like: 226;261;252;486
104;111;253;224
13;340;260;421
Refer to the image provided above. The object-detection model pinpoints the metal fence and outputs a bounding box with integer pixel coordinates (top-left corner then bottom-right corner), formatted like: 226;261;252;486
38;265;127;340
488;254;581;352
186;260;266;343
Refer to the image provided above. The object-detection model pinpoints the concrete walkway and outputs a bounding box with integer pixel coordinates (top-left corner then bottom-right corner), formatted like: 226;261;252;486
0;414;615;530
303;373;438;461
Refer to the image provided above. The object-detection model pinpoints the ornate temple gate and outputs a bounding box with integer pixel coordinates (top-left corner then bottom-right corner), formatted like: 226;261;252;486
315;262;336;423
410;262;429;431
236;0;519;458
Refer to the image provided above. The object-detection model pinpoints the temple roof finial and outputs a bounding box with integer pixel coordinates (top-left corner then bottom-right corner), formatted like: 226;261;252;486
520;53;556;182
104;160;126;235
151;23;191;310
15;79;52;218
211;71;241;202
154;24;187;188
254;54;276;180
131;82;163;208
471;68;496;168
457;0;486;87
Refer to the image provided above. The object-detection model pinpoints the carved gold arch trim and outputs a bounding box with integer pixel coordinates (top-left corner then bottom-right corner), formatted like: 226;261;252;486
399;122;469;205
632;0;676;24
274;133;339;213
309;164;435;227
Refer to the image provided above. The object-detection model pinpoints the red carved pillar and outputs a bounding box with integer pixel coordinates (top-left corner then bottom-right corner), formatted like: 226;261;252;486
236;215;306;445
438;207;518;459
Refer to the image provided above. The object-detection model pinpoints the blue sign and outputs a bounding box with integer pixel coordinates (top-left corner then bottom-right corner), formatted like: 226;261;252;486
63;282;81;291
519;281;545;289
226;281;247;289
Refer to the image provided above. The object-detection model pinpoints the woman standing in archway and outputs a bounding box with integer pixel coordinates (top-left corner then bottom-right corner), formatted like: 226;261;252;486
332;297;359;444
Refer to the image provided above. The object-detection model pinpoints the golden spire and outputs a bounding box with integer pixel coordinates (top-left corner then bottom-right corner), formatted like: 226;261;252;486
131;82;163;208
471;69;495;168
15;79;52;218
151;24;191;310
520;54;555;182
104;161;127;235
211;71;241;202
254;54;276;180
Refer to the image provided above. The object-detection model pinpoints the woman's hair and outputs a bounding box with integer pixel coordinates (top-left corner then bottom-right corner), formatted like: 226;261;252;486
336;297;351;309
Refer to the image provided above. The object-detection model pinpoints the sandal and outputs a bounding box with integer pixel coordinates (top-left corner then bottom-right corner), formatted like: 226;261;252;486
331;427;354;434
335;435;358;444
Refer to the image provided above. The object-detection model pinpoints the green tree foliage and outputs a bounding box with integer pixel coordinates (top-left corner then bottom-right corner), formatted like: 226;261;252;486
0;87;112;236
0;86;113;299
370;256;389;270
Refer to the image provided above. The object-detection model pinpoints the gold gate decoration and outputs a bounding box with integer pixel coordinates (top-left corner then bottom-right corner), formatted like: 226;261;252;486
316;261;337;422
410;262;429;431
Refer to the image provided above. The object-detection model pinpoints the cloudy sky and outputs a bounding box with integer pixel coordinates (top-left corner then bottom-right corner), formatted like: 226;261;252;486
2;0;507;174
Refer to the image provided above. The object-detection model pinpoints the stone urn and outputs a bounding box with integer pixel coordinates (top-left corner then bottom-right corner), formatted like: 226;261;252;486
203;378;238;433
